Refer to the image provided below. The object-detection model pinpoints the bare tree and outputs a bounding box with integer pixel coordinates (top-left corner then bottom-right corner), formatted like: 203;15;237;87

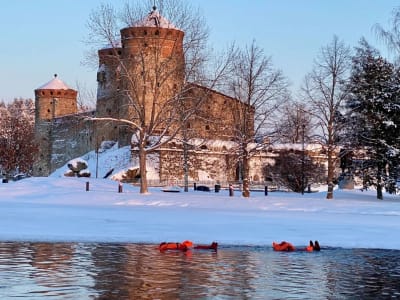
301;35;351;199
228;40;290;193
85;0;233;193
374;7;400;62
274;101;312;144
75;81;96;112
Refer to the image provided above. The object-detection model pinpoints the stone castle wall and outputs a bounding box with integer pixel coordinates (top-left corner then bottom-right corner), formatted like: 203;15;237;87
33;112;96;176
158;148;233;183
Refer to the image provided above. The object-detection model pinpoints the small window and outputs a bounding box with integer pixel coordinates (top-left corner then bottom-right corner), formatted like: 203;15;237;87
144;30;147;35
205;125;210;130
155;30;159;35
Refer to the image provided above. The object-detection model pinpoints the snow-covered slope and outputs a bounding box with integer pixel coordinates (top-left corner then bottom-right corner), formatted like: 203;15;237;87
51;143;132;179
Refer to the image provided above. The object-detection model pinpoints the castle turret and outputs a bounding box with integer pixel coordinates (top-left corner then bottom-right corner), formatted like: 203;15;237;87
119;7;185;124
96;43;122;114
34;74;77;121
33;74;78;176
95;7;185;146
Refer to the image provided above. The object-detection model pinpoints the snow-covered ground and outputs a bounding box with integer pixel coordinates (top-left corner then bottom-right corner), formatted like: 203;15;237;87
1;144;399;250
1;176;399;250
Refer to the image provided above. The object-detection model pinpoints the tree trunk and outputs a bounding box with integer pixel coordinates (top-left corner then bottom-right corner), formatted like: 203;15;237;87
377;168;383;200
326;147;334;199
183;140;189;192
242;157;250;182
139;146;148;194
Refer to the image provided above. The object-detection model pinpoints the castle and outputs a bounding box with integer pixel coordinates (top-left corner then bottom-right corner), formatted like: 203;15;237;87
33;8;259;183
33;8;327;185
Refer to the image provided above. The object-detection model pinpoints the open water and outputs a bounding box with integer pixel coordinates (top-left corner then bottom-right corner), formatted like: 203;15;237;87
0;242;399;299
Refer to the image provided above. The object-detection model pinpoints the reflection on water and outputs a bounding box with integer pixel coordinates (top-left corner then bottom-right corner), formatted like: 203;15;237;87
0;242;399;299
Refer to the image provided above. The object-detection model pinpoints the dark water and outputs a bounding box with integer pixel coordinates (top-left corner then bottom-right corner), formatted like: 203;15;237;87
0;242;399;299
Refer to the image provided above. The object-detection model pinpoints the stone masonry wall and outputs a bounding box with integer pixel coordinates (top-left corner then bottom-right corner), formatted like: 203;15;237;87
33;112;96;176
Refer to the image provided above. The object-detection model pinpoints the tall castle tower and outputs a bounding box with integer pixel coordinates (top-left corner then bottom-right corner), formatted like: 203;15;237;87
96;7;184;145
33;74;78;176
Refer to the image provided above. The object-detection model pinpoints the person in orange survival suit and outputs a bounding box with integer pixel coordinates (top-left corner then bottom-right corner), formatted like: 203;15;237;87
194;242;218;250
272;241;296;251
273;240;321;252
159;240;193;252
304;240;321;252
159;241;218;252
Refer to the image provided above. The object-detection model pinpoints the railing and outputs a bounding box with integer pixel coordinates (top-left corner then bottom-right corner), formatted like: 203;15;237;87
132;179;282;191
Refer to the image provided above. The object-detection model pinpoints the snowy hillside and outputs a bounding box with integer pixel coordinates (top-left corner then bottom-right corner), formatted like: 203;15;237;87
50;143;132;180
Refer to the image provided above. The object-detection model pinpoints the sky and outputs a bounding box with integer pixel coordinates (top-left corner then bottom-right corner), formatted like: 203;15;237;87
1;0;399;102
0;143;399;249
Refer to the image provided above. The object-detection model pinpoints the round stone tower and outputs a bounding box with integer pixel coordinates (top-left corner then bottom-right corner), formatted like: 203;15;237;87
119;7;185;123
34;74;77;121
96;45;122;118
33;74;78;176
95;7;185;145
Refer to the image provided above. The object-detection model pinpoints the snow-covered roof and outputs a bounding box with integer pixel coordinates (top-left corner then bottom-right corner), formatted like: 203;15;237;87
133;7;177;29
100;40;122;50
37;74;74;90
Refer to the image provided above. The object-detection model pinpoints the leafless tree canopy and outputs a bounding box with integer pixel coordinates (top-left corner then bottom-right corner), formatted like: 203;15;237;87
227;40;290;180
374;6;400;62
301;35;351;199
274;101;312;144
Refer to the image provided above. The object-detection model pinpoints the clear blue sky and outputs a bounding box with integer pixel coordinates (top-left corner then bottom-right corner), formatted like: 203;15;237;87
1;0;398;102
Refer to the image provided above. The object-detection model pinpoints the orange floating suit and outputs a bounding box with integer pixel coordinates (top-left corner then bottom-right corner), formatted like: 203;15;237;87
305;240;314;252
194;242;218;251
272;241;295;251
159;240;193;252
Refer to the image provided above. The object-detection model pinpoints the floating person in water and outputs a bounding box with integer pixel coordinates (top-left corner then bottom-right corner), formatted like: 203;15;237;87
313;240;321;251
272;241;295;251
159;240;218;252
194;241;218;250
273;240;320;252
